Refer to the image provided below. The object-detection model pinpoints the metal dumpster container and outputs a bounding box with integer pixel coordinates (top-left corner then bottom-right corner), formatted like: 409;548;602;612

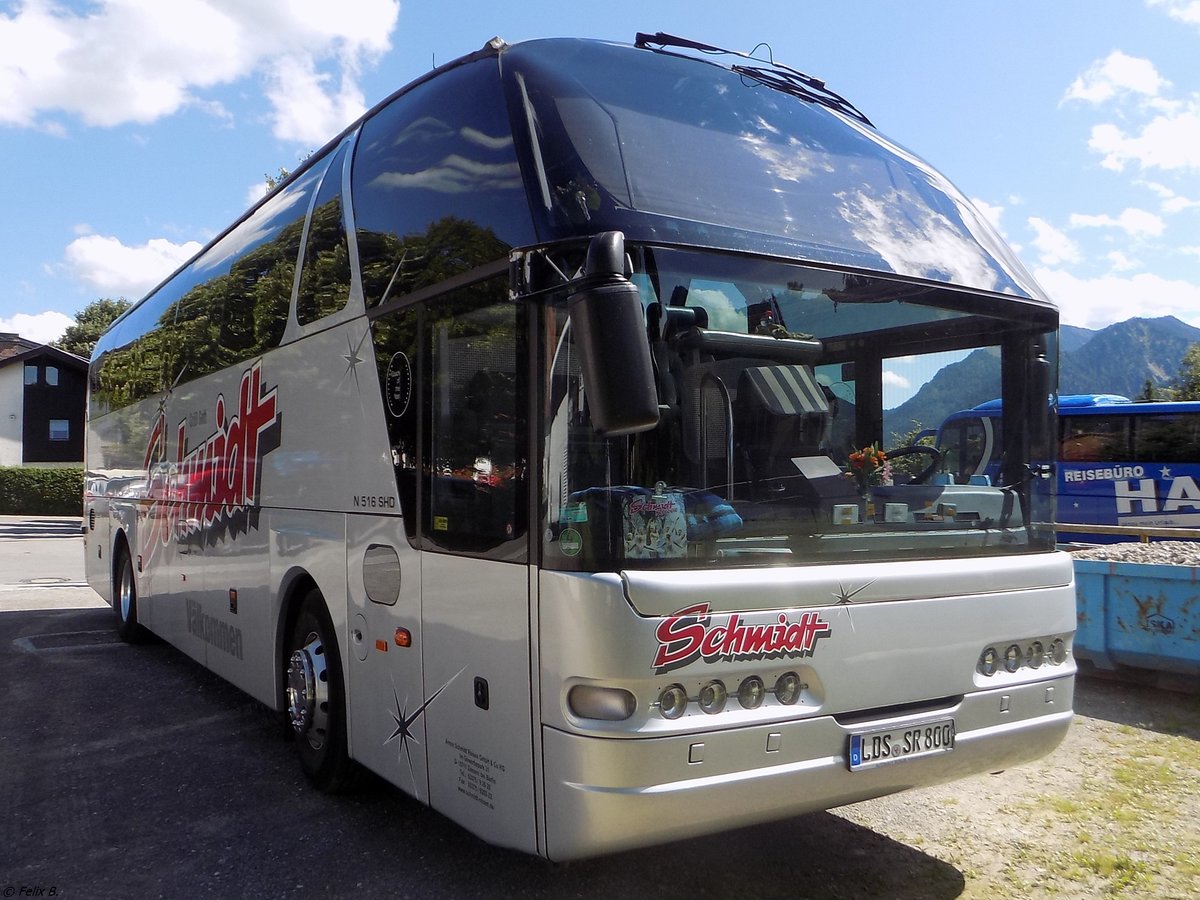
1073;559;1200;677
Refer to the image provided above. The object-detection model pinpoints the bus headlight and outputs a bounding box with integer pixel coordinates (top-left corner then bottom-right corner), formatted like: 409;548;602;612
698;680;727;714
1027;641;1045;669
737;675;766;709
657;683;689;719
1050;638;1068;665
1003;644;1022;673
775;671;802;705
978;646;998;677
567;685;636;721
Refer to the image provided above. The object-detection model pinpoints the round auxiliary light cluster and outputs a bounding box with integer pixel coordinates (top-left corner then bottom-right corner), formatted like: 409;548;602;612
977;637;1068;677
656;672;805;720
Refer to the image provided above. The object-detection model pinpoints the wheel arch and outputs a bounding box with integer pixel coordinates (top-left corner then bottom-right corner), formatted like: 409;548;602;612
274;566;323;711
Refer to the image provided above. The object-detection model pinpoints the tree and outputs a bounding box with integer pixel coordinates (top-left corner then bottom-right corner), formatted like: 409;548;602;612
264;166;291;191
52;297;130;358
1136;378;1173;401
1174;343;1200;401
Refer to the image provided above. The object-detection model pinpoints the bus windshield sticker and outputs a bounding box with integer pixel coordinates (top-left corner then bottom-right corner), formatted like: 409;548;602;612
623;485;687;559
653;602;832;673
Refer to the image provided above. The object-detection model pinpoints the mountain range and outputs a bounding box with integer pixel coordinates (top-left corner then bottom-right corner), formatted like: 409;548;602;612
884;316;1200;440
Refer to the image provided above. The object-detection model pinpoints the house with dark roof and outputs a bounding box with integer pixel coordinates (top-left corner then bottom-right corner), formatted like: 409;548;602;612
0;333;88;466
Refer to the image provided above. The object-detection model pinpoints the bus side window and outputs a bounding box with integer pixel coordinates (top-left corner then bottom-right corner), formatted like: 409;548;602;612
297;143;352;326
424;278;528;560
372;306;420;544
1061;415;1127;462
351;57;535;308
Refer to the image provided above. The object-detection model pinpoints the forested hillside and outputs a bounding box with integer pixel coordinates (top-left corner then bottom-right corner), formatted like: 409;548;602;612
883;316;1200;440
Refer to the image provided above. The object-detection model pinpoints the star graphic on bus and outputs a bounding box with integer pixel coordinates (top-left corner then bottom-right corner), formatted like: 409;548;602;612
832;581;874;633
342;329;371;392
385;667;465;797
1161;466;1173;479
833;580;875;606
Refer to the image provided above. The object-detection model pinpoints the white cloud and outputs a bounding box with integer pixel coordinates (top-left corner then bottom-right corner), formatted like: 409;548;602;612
1149;0;1200;30
1034;267;1200;329
1062;51;1169;105
265;53;369;145
0;0;399;139
1088;104;1200;172
63;234;202;298
882;370;911;389
0;310;74;344
970;197;1006;235
1068;207;1165;237
1105;251;1140;272
245;181;270;208
1027;217;1081;266
1138;179;1200;213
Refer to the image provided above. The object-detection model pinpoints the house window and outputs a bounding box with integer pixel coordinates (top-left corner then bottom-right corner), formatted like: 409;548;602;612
24;365;37;385
49;419;70;441
46;366;59;386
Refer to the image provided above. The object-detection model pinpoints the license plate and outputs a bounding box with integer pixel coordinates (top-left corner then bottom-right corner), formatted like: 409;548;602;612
848;718;955;770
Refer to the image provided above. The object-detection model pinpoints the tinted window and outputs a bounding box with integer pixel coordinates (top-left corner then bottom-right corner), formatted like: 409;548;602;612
352;58;534;307
1061;415;1128;462
170;163;325;384
425;280;527;558
24;365;37;385
370;275;528;560
90;294;175;414
371;305;420;543
503;39;1044;300
1133;413;1200;463
297;143;352;325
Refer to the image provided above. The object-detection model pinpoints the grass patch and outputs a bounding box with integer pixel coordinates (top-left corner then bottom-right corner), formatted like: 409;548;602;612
1067;849;1149;891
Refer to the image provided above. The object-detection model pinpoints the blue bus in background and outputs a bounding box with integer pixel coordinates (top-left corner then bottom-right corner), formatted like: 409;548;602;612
937;395;1200;541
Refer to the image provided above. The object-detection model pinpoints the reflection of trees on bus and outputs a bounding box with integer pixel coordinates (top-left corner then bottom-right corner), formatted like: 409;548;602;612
358;215;512;308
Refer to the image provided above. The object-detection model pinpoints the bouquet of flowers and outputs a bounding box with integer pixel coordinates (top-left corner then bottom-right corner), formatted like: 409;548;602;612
847;443;892;492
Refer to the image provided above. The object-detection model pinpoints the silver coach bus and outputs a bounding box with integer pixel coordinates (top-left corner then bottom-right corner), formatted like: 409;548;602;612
85;33;1074;859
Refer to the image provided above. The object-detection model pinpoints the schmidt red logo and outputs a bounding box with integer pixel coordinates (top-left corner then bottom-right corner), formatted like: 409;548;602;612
652;603;832;674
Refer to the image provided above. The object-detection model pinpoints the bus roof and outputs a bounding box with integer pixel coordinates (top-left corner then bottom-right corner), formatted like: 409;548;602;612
957;394;1200;418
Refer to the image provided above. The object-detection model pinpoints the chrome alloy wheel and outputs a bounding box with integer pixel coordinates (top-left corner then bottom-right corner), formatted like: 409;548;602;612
117;559;135;623
286;633;329;749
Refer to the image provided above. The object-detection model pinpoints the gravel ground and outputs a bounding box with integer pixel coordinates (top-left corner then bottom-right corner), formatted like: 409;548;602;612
832;540;1200;898
835;676;1200;898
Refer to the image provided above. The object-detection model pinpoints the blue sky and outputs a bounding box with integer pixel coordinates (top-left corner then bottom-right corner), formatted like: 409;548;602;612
2;0;1199;354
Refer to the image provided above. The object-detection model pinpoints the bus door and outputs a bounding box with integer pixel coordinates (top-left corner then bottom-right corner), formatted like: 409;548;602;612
369;286;538;853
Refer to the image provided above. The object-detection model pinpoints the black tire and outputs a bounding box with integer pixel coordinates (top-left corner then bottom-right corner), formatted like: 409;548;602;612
113;545;149;643
285;589;356;792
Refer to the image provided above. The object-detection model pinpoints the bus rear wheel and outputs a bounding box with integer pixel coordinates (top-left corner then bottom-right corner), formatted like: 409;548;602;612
286;590;355;792
113;545;148;643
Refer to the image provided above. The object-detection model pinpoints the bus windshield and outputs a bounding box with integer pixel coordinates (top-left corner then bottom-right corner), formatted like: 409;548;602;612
541;245;1058;570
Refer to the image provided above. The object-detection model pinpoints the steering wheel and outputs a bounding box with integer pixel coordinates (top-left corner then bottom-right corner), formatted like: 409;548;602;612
885;444;942;484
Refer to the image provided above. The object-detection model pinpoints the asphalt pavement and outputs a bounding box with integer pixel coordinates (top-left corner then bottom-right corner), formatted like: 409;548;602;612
0;516;964;899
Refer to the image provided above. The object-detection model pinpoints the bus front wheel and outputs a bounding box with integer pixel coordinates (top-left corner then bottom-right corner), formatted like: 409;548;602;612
286;590;355;792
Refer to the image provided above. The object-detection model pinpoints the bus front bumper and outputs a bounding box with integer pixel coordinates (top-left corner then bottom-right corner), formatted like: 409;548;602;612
541;673;1073;860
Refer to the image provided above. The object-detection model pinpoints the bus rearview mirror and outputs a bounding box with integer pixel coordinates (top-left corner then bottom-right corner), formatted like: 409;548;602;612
568;232;660;437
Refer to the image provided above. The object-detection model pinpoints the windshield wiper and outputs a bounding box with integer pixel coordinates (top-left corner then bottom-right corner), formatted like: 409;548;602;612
634;31;873;127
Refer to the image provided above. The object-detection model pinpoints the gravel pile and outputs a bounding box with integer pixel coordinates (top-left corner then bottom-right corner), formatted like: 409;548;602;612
1068;539;1200;565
